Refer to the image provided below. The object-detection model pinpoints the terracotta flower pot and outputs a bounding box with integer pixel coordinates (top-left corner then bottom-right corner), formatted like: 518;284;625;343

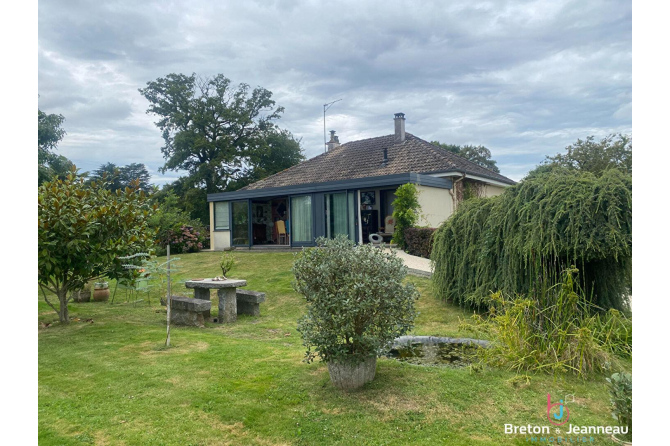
93;283;110;302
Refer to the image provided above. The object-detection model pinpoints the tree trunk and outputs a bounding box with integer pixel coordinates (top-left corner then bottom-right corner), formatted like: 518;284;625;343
57;289;70;323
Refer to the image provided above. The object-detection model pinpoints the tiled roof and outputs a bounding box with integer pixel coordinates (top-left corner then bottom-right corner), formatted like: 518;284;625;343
242;133;515;190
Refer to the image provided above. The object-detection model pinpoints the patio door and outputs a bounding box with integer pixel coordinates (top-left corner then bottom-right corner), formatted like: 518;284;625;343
231;200;250;246
290;195;313;245
324;191;357;242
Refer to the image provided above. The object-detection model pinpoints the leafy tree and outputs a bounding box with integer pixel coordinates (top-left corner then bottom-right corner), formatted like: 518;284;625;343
226;128;305;190
139;73;284;193
120;163;152;193
537;134;632;177
38;109;69;184
458;145;500;173
89;162;152;193
38;109;65;161
429;141;460;154
430;141;500;173
89;163;123;191
38;171;155;323
391;183;421;250
150;177;209;224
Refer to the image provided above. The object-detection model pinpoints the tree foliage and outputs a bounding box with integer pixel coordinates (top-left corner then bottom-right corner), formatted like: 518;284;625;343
534;134;632;177
139;73;284;193
38;109;65;160
147;191;207;255
38;172;155;323
391;183;421;250
226;128;305;191
38;109;72;184
432;168;632;311
89;162;152;193
431;141;500;173
293;236;418;365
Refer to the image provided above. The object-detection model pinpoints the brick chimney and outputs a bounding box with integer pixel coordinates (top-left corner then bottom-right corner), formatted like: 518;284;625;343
394;113;405;143
327;130;340;151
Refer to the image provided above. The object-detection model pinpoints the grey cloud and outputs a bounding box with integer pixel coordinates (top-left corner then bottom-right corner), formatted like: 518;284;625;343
38;0;631;185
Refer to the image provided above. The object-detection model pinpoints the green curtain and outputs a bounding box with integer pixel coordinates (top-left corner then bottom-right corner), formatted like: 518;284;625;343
291;195;313;242
331;193;348;237
348;191;355;241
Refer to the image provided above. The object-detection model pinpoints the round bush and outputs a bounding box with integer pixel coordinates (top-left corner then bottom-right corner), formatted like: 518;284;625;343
293;236;419;365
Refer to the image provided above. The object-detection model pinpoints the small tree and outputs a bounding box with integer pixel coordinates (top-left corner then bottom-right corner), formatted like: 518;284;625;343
294;236;418;370
219;253;235;279
38;172;155;323
391;183;421;250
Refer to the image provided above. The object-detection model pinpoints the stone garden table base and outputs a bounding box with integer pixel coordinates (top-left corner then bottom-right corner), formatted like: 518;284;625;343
184;279;247;323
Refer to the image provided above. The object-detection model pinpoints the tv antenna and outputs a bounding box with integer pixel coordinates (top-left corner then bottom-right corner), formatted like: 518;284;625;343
323;99;342;153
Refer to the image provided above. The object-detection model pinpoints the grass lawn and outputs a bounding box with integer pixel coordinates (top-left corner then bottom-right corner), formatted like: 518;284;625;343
39;251;626;445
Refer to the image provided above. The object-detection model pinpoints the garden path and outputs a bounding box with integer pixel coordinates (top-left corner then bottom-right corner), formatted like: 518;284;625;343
384;248;432;278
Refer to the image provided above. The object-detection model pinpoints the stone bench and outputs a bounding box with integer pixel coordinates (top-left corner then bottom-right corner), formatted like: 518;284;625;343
236;290;266;316
168;296;212;327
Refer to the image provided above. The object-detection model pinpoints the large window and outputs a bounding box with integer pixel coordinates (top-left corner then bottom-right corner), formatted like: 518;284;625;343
214;201;230;230
290;195;313;243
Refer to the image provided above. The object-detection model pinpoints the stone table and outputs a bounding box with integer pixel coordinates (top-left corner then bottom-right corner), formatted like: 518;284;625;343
184;278;247;323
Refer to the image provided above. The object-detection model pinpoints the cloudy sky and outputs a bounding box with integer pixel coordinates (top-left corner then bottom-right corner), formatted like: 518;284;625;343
38;0;631;184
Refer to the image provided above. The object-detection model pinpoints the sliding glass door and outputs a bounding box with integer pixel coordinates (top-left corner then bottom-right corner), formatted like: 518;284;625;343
290;195;313;244
231;200;250;246
324;191;357;242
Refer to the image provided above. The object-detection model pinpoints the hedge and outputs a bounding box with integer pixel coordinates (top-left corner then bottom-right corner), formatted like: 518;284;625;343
404;227;437;259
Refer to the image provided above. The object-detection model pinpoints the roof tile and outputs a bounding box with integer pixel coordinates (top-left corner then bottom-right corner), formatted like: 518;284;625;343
242;133;515;190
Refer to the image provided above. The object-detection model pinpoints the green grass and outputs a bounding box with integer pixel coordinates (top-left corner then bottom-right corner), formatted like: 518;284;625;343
39;251;625;445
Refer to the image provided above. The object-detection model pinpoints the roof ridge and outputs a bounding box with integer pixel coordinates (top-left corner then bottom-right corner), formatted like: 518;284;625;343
340;133;395;146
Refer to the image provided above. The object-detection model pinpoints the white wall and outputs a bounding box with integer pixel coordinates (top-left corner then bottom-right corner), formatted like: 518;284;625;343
482;184;506;197
415;185;454;228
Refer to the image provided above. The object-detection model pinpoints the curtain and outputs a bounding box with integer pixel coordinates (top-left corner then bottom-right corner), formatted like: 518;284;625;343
331;193;348;237
291;195;312;242
348;191;355;241
214;201;229;230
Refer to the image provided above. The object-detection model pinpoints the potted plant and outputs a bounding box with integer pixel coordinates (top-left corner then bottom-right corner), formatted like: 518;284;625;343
93;281;110;302
71;280;93;303
607;372;632;444
293;235;418;390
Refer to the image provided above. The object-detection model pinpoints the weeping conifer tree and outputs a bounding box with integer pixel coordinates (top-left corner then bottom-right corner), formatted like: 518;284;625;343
431;168;632;311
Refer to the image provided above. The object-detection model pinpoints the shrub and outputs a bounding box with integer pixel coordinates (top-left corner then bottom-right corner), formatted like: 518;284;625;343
166;225;206;254
432;168;632;310
293;236;419;365
461;268;631;377
148;192;208;255
391;183;421;250
404;227;436;258
606;372;632;441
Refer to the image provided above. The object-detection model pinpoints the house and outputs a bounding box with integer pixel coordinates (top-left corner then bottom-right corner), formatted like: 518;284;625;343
207;113;515;250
